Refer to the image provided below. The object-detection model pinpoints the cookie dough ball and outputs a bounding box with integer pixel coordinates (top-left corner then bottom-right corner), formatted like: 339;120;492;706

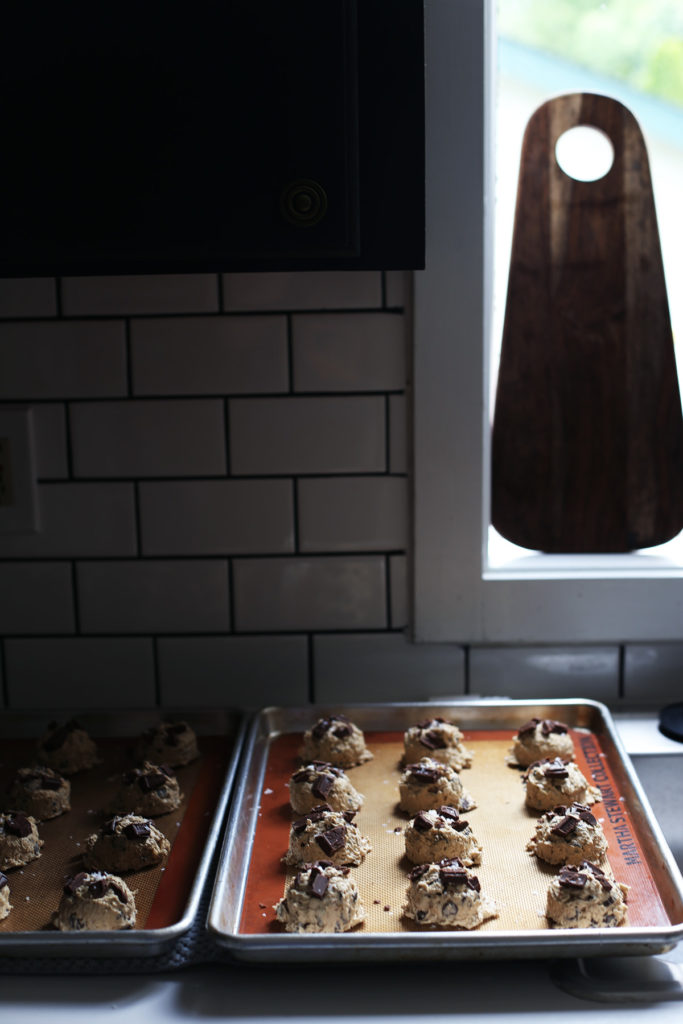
274;860;365;933
524;758;601;812
5;766;71;820
403;858;497;930
135;721;199;767
398;758;475;815
405;806;482;867
108;762;182;818
0;811;43;870
527;802;608;866
82;814;170;873
546;861;628;928
0;872;11;921
53;871;136;931
512;718;574;767
403;718;473;771
284;805;371;867
35;719;99;775
289;762;363;815
299;715;372;768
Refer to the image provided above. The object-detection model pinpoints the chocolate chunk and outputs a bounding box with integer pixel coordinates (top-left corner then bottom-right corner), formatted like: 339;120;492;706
342;810;357;824
558;866;587;889
551;805;568;817
438;805;461;823
311;715;351;741
311;773;335;800
316;825;346;855
123;821;151;840
540;719;568;736
109;883;128;904
88;878;108;899
0;872;8;890
307;864;330;898
42;719;81;752
332;724;352;739
577;808;598;827
407;763;441;783
38;773;63;791
292;806;329;833
102;816;119;835
139;771;169;793
517;718;540;738
551;814;579;838
420;728;448;750
64;872;89;895
6;812;31;838
415;717;446;729
409;863;430;881
542;758;570;779
439;862;469;887
413;811;434;832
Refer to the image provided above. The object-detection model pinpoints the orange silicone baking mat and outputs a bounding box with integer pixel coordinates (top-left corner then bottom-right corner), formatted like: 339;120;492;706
239;728;670;934
0;735;229;933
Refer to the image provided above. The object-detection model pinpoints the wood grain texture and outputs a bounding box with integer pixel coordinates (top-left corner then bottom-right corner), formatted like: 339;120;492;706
492;93;683;553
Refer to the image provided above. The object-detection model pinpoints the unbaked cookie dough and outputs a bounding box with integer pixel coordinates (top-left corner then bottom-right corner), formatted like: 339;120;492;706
546;861;628;928
135;721;199;768
527;802;608;866
274;860;365;933
524;758;601;812
53;871;137;931
284;805;371;867
289;761;364;815
398;758;475;815
35;719;99;775
511;718;574;767
299;715;372;768
403;858;497;929
403;718;473;771
404;806;482;867
82;814;171;873
0;811;43;870
0;872;11;921
5;766;71;820
108;762;183;818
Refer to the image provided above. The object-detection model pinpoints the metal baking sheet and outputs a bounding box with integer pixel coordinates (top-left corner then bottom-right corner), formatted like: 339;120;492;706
0;708;245;958
207;699;683;961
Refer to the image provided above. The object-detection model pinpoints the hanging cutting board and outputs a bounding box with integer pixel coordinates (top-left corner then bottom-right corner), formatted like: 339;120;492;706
491;93;683;553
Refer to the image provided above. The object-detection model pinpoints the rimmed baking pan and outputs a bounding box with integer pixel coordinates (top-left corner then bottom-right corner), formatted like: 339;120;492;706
0;708;245;959
207;699;683;961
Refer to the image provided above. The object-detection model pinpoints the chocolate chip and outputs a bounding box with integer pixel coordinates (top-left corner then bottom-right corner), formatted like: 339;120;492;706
413;811;433;832
123;821;151;840
316;825;346;855
551;814;579;837
6;812;31;838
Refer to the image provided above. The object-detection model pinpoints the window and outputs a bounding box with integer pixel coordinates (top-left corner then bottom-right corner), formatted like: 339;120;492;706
413;0;683;643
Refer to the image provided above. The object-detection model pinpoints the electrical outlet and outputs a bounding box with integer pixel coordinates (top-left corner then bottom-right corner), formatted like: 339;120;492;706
0;407;40;533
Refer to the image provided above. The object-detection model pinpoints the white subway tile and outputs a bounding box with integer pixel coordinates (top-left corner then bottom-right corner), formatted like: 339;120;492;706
0;278;57;318
131;315;289;395
291;312;406;392
71;399;226;477
139;479;294;555
0;320;127;399
0;483;136;558
222;271;382;311
384;271;411;309
77;560;230;634
623;644;683;705
389;394;408;473
32;404;68;479
313;634;465;702
389;554;409;629
5;638;156;708
61;274;219;315
0;563;74;634
469;646;620;701
157;635;309;707
230;396;385;475
297;476;407;552
234;556;386;631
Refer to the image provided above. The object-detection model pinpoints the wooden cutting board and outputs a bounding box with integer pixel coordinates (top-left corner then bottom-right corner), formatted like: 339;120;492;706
491;93;683;553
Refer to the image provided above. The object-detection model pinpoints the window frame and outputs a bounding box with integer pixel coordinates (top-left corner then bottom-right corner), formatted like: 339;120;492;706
413;0;683;644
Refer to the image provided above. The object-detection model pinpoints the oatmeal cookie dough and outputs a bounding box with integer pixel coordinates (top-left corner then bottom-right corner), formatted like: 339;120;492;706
403;718;473;771
35;719;99;775
53;871;137;931
82;814;171;873
274;860;365;933
5;766;71;820
0;872;11;920
0;811;43;870
546;861;628;928
403;858;497;930
108;762;183;818
527;802;608;866
299;715;372;768
511;718;574;767
398;757;475;815
524;758;601;812
289;761;363;815
135;721;199;768
405;806;482;867
284;805;371;867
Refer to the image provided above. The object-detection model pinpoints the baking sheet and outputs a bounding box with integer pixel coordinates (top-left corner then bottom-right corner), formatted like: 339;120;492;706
208;700;683;961
0;709;244;958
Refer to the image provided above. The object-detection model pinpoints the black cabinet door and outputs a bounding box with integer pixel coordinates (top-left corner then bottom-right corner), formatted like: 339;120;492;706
1;1;423;275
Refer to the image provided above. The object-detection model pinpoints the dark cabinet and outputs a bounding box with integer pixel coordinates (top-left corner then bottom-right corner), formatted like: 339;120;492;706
1;1;424;276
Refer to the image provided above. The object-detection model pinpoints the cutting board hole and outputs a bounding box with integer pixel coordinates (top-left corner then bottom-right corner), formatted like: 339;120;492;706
555;125;615;181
